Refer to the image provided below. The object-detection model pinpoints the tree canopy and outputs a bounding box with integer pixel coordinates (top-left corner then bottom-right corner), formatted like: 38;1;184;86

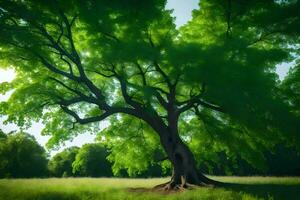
0;0;299;187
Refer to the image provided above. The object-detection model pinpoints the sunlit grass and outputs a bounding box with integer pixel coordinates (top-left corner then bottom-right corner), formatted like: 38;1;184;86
0;176;299;200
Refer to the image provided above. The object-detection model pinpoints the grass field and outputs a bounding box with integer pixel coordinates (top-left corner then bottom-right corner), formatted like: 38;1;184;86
0;176;299;200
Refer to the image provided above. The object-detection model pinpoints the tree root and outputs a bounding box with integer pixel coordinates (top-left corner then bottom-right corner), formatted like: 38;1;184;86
127;180;221;195
152;180;214;192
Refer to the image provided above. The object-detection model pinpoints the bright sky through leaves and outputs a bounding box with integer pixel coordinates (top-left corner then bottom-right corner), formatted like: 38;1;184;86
0;69;15;82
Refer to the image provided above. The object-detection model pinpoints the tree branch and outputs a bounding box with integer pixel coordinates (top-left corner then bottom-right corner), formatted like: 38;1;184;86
135;62;147;86
247;30;280;47
35;53;80;82
48;77;100;105
60;103;143;125
153;61;172;88
60;105;113;124
177;94;224;114
86;69;115;78
58;10;80;63
118;77;144;109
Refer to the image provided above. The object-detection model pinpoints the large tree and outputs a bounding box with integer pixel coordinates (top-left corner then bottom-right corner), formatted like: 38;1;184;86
0;0;299;189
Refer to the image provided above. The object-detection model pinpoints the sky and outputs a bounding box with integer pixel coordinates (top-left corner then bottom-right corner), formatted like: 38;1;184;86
0;0;292;155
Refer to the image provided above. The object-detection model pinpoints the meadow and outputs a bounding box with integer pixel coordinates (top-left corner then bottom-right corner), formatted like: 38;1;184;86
0;176;299;200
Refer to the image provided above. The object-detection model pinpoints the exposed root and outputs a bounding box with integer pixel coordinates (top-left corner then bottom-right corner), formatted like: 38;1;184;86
152;181;214;192
128;176;223;194
127;180;219;195
152;181;171;190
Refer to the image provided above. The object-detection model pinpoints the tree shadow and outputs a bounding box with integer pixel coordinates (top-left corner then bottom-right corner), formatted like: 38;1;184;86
223;182;300;200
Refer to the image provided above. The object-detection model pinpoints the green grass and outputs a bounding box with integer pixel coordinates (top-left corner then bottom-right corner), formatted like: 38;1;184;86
0;176;299;200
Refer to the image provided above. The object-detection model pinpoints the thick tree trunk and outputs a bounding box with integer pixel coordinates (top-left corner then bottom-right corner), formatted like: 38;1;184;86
155;127;220;190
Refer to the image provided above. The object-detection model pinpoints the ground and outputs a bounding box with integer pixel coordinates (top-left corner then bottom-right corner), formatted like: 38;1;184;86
0;176;299;200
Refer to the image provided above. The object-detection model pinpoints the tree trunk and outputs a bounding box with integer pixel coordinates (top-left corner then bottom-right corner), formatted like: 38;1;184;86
155;126;220;190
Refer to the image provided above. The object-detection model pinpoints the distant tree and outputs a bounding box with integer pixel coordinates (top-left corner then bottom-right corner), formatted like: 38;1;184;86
48;146;79;177
137;164;171;178
0;129;6;139
0;0;299;189
72;144;112;177
281;62;300;117
0;132;48;178
0;129;6;178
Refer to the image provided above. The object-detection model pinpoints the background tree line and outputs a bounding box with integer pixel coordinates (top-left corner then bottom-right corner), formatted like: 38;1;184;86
0;130;168;178
0;129;299;178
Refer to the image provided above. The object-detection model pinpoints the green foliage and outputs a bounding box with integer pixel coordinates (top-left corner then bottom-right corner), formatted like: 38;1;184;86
72;143;112;177
0;132;48;178
99;115;168;176
0;0;299;176
178;0;300;138
281;62;300;116
48;146;79;177
0;129;6;139
174;0;300;170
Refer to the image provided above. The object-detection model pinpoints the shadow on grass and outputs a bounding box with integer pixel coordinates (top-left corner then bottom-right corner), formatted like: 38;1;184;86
223;182;300;200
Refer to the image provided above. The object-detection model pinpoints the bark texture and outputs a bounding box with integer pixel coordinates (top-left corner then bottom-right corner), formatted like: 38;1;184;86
154;125;220;190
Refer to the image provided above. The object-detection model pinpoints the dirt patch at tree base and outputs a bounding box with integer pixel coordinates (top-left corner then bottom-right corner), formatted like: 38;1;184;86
127;183;215;194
